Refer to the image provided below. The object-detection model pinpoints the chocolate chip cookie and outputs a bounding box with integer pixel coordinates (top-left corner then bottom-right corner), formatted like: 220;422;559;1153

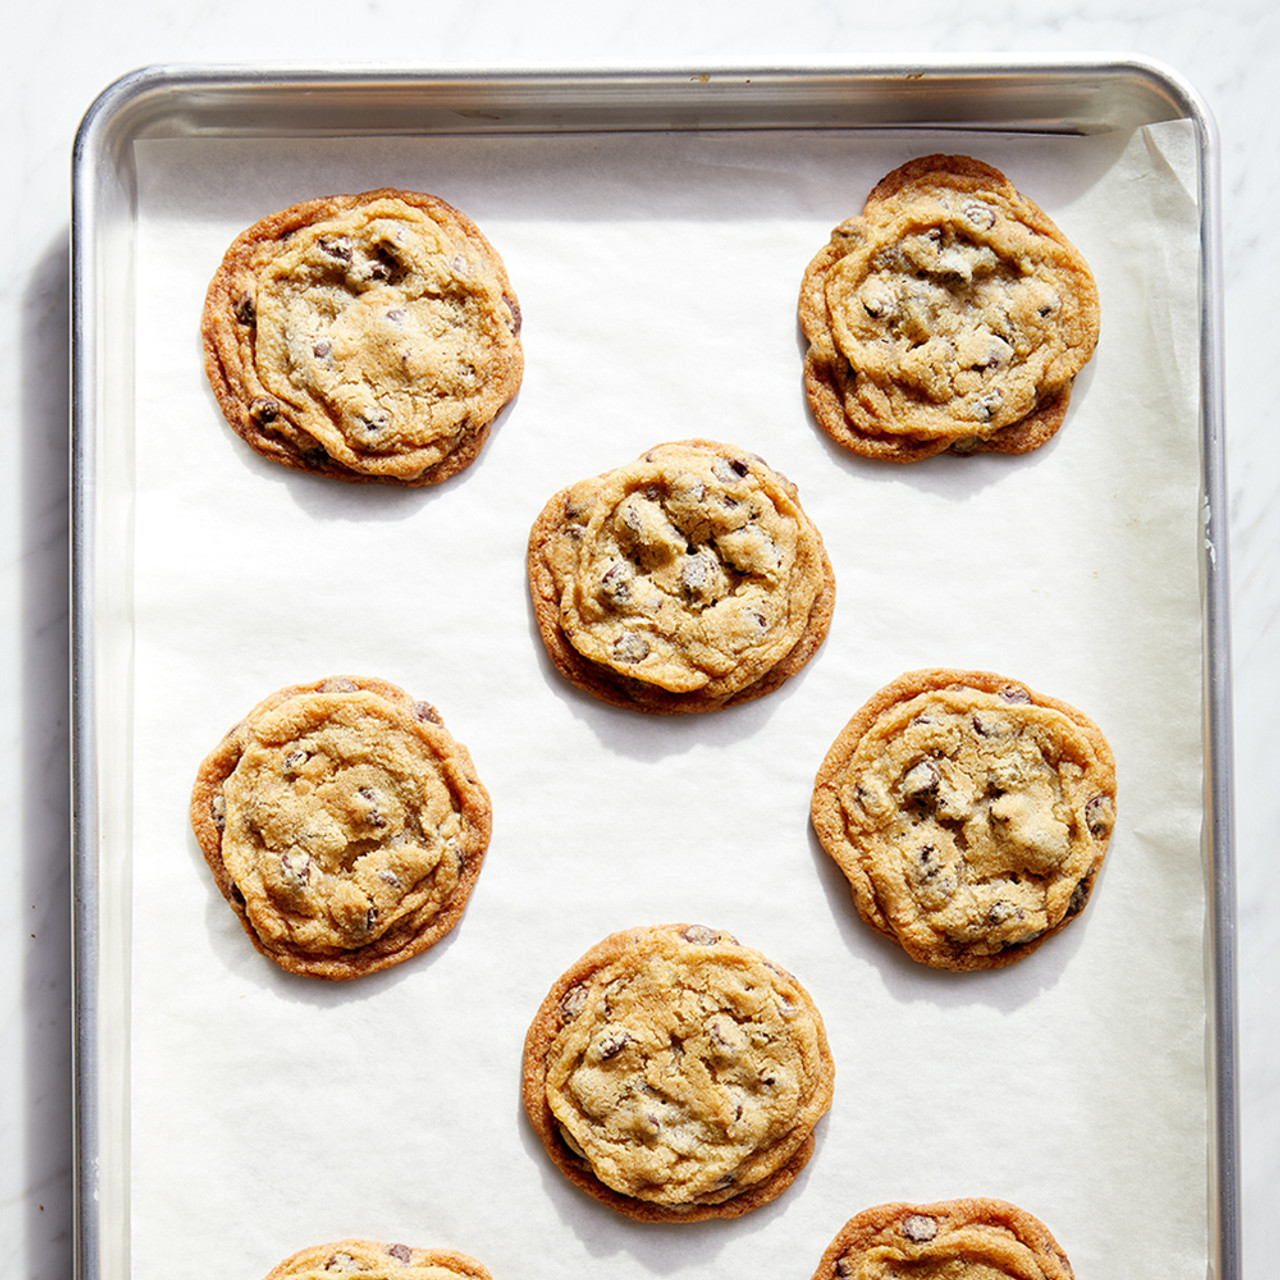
202;189;523;485
190;676;491;980
263;1240;493;1279
799;155;1099;462
811;669;1116;971
527;440;835;713
521;923;835;1222
810;1199;1075;1279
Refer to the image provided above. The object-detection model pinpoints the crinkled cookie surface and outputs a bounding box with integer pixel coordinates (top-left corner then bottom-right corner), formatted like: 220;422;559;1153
528;439;835;713
811;669;1115;971
202;188;522;485
522;923;835;1221
190;675;491;979
810;1199;1075;1279
263;1239;492;1280
799;154;1098;462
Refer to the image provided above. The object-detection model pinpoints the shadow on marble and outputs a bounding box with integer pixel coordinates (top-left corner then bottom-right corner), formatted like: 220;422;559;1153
23;230;75;1280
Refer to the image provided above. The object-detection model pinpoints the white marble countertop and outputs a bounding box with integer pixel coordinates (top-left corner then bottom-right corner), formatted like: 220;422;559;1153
2;3;1275;1277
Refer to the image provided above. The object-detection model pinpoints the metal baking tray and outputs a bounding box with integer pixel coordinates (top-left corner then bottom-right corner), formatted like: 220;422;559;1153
71;61;1237;1280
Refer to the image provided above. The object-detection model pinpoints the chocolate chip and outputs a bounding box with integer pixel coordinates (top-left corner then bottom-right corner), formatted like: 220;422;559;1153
901;759;940;799
414;700;443;725
385;308;406;323
714;457;751;483
504;293;522;335
912;846;956;904
709;1021;743;1059
280;852;312;884
367;246;404;284
600;561;633;602
612;632;650;664
975;388;1003;421
970;337;1011;372
324;1253;360;1273
358;787;387;828
249;396;280;423
963;201;996;229
210;794;226;832
385;1244;413;1264
318;235;352;262
282;749;308;775
358;410;391;434
987;900;1022;925
320;677;358;693
233;295;256;326
597;1029;631;1059
681;924;720;945
560;983;589;1021
902;1213;938;1242
1085;794;1115;838
1001;928;1043;950
312;338;332;358
999;684;1032;704
1066;878;1090;916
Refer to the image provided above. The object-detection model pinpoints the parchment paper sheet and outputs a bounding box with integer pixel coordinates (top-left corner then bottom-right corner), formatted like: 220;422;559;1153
125;118;1206;1278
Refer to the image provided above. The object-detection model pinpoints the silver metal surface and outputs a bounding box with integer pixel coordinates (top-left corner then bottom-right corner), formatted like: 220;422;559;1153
70;60;1236;1280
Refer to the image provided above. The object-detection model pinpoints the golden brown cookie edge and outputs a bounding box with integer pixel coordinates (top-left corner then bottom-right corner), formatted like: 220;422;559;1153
189;675;493;981
809;1197;1075;1280
797;155;1098;463
526;440;836;714
520;923;835;1222
263;1238;493;1279
803;345;1075;464
200;188;523;487
810;668;1116;972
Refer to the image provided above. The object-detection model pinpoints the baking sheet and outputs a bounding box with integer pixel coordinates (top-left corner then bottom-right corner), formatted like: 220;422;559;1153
100;101;1211;1278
